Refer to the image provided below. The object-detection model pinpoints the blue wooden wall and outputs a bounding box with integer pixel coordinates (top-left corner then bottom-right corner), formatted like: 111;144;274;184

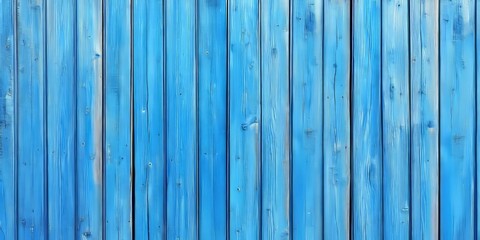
0;0;479;239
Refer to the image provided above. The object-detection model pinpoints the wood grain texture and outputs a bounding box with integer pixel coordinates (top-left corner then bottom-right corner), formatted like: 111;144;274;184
198;0;227;238
261;0;290;239
291;0;323;238
410;0;439;239
76;0;103;238
323;0;350;238
229;0;261;238
440;0;476;238
104;0;132;237
133;0;165;238
165;1;197;239
16;0;48;238
46;0;76;237
0;0;15;238
382;0;410;238
352;0;382;239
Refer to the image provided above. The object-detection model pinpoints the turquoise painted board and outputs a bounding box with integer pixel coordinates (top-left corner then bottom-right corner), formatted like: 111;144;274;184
352;0;382;239
133;0;165;239
16;0;48;238
3;1;480;239
261;0;290;239
46;0;76;238
165;1;197;239
291;0;323;238
410;0;439;239
382;0;410;238
0;0;15;238
323;0;350;238
104;0;132;238
198;0;227;239
440;0;476;239
76;0;103;238
229;0;261;238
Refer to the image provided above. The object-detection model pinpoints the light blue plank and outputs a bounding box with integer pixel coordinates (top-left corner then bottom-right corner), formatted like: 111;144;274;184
165;1;197;239
229;0;261;238
0;0;15;238
46;0;76;238
382;0;410;239
133;0;165;238
352;0;382;239
17;0;47;238
478;0;480;237
410;1;439;239
198;0;227;238
291;0;323;238
440;0;475;238
323;0;350;238
76;0;103;238
261;0;290;239
105;0;132;237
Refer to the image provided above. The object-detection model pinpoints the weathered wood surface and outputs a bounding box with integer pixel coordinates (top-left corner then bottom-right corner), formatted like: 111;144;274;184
1;1;479;238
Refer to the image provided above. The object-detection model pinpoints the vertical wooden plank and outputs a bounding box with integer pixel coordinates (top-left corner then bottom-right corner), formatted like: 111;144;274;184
382;0;410;239
104;0;132;237
133;0;165;238
323;0;350;238
291;0;323;238
16;0;47;238
229;0;261;238
198;0;227;238
76;0;103;238
165;1;197;239
410;0;439;239
352;0;382;239
46;0;76;237
260;0;290;239
440;0;476;238
0;0;15;238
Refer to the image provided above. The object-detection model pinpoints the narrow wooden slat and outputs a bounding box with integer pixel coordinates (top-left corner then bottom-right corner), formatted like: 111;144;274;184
165;1;197;239
229;0;261;238
0;0;15;238
352;0;382;238
440;0;476;238
104;0;132;237
291;0;323;238
76;0;103;238
46;0;76;237
16;0;47;237
133;0;165;238
323;0;350;238
382;0;411;238
198;0;227;238
410;0;439;239
260;0;290;238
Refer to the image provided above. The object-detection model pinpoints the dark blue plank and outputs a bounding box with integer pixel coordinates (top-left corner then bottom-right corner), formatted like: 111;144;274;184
323;0;351;238
104;0;132;238
0;0;15;238
17;0;47;238
440;0;475;238
229;0;261;238
352;0;382;239
165;1;197;239
76;0;103;238
410;0;439;239
198;0;227;238
133;0;165;238
46;0;76;237
291;0;323;238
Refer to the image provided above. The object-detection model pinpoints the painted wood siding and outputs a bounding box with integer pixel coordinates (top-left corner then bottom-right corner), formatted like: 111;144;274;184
3;0;480;239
